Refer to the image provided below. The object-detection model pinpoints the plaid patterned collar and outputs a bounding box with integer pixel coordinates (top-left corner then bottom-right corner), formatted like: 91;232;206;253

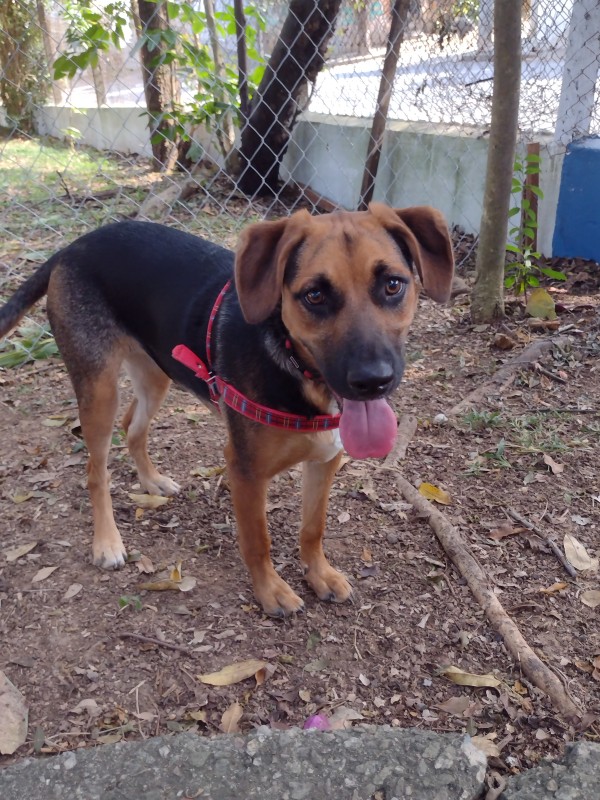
172;281;341;432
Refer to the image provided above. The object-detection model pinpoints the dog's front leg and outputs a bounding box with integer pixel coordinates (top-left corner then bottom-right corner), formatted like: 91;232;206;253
300;453;353;604
225;442;305;617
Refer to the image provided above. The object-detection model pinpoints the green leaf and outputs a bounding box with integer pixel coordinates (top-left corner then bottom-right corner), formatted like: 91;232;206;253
505;243;520;254
539;267;567;281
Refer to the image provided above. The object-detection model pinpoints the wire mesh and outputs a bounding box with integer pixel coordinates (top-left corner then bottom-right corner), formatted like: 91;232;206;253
0;0;598;361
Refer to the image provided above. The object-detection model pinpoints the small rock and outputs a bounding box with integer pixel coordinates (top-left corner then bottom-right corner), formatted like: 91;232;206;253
433;413;448;425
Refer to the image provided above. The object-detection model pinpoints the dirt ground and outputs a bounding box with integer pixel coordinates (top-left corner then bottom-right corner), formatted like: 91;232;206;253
1;205;599;783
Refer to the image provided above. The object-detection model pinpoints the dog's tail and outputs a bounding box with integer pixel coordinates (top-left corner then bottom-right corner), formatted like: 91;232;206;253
0;257;56;339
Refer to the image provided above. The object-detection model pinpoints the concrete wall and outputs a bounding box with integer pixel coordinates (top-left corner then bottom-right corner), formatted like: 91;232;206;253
35;105;567;257
283;113;562;256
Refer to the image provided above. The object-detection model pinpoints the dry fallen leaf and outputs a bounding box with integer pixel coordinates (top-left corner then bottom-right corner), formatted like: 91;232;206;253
0;671;28;755
135;555;155;574
4;542;37;562
197;659;267;686
127;493;170;509
328;706;364;730
564;533;599;572
435;696;471;715
488;523;520;541
220;701;243;733
580;590;600;608
138;576;196;592
539;581;568;595
543;453;564;474
418;482;452;505
32;566;58;583
63;583;83;600
471;735;501;758
440;666;501;688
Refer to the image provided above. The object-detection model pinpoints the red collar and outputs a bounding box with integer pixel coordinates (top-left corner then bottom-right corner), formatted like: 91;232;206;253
172;281;341;432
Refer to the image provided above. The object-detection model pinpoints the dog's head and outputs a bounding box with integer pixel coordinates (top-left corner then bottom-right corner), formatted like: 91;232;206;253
235;203;454;457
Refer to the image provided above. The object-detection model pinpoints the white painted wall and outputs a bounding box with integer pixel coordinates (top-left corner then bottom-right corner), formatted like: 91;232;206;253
35;105;563;256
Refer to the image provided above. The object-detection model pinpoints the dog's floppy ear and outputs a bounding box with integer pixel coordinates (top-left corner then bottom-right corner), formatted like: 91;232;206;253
235;211;311;324
369;203;454;303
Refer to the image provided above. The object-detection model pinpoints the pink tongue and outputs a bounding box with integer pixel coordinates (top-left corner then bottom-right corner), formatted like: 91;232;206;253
339;398;398;459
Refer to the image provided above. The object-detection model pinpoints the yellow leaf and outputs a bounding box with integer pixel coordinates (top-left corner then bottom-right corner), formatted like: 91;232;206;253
12;492;33;504
539;581;568;595
418;482;452;505
127;493;169;509
580;590;600;608
5;542;37;562
197;659;268;686
219;701;243;733
135;507;144;520
42;415;69;427
440;665;501;688
170;560;183;582
525;287;557;320
32;566;58;583
564;533;599;572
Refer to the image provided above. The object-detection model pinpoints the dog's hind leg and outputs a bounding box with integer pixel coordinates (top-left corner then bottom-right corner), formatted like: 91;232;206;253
76;359;129;568
300;453;353;604
122;348;179;497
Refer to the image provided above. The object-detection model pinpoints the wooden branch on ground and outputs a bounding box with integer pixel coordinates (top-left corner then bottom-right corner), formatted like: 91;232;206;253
448;335;570;416
506;507;578;578
381;414;418;468
395;475;582;719
119;632;193;655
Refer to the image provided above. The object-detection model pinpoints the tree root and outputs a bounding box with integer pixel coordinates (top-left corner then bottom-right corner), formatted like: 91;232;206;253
395;474;583;720
448;335;570;416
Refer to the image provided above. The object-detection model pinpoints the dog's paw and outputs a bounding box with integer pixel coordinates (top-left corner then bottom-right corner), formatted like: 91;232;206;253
140;474;180;497
304;563;353;604
255;574;305;618
92;535;127;569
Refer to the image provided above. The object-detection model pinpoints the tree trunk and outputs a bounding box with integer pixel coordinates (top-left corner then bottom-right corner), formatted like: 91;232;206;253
91;60;107;107
238;0;342;196
204;0;235;155
471;0;522;323
136;0;180;171
36;0;65;105
358;0;411;210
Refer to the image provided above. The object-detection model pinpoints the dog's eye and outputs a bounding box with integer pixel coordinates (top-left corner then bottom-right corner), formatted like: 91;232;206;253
305;288;325;305
385;278;404;296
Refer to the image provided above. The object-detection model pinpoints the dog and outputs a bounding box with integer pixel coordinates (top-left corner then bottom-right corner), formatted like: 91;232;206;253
0;204;454;616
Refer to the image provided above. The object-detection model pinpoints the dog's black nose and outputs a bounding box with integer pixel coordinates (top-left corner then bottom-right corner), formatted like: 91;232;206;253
347;363;394;398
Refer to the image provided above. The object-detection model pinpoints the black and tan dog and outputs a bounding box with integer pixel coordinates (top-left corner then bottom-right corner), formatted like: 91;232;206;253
0;204;454;616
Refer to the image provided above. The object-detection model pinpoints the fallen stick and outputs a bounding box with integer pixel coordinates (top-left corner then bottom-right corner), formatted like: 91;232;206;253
395;474;582;719
448;335;570;416
119;632;193;655
381;413;418;468
505;507;578;578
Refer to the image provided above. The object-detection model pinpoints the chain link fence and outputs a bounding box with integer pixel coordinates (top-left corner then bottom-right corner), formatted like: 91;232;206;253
1;0;599;363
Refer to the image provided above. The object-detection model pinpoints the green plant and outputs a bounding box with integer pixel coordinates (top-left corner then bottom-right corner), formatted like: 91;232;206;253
505;153;566;297
0;321;59;367
461;410;502;431
118;595;142;611
54;0;266;159
483;438;512;469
